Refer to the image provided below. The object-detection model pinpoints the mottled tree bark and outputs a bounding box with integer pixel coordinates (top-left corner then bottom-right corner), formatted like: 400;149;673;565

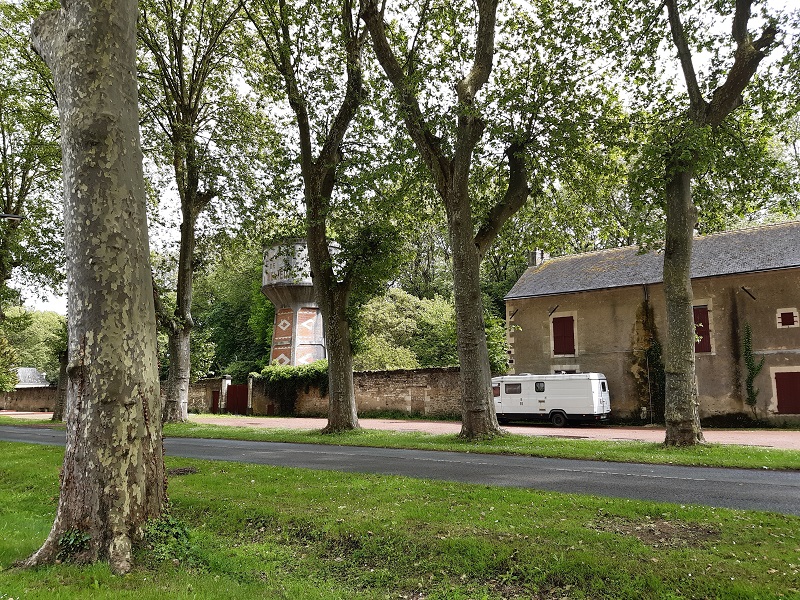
162;206;199;423
28;0;165;574
450;216;493;436
306;164;360;433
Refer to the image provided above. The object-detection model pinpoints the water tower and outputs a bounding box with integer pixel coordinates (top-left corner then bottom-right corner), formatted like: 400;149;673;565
261;240;326;365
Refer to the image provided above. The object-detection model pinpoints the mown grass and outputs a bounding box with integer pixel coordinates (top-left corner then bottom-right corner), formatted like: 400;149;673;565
0;441;798;599
1;413;799;469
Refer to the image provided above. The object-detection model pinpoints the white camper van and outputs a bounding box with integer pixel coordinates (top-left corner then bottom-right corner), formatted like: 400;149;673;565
492;373;611;427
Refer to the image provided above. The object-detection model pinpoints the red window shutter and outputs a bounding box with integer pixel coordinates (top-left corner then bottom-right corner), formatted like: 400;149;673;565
694;306;711;353
553;316;575;355
780;312;796;327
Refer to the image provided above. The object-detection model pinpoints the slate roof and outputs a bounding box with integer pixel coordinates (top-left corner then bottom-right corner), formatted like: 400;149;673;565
15;367;50;388
506;221;800;300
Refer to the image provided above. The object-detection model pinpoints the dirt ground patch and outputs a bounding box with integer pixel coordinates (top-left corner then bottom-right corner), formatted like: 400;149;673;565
587;515;719;549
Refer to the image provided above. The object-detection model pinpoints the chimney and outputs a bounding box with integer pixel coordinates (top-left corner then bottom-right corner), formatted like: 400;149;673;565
528;249;550;267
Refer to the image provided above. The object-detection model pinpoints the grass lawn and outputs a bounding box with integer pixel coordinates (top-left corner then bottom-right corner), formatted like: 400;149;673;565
1;441;799;599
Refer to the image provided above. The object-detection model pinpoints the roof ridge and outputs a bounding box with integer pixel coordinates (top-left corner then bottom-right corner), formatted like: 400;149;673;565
695;219;799;240
544;220;799;262
507;220;799;300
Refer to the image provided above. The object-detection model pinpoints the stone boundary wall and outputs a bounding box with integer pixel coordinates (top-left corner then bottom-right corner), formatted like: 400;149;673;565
2;369;462;417
167;378;227;413
252;367;463;417
1;386;57;412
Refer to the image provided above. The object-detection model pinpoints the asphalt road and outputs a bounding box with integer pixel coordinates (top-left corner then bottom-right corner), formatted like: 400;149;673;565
2;425;799;516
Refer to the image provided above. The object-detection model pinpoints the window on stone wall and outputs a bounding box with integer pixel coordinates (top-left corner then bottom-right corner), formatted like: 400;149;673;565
693;305;712;353
552;315;575;355
777;308;799;328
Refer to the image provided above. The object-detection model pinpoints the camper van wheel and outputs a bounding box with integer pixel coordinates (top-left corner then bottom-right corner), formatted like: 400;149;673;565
550;412;567;428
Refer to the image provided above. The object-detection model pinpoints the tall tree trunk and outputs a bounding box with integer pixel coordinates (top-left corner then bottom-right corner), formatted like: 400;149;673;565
163;208;196;423
663;163;703;446
51;349;67;422
363;0;515;440
28;0;165;574
660;0;776;447
317;286;359;433
306;180;359;433
163;326;190;421
448;198;501;438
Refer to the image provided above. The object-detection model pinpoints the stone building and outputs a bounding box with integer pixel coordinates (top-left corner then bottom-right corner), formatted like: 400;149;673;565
505;221;800;421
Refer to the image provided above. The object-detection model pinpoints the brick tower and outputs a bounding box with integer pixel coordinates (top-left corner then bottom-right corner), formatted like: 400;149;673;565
261;240;326;365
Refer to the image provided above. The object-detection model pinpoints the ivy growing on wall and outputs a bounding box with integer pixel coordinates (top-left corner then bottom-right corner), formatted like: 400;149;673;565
742;323;764;418
633;297;666;423
257;360;329;415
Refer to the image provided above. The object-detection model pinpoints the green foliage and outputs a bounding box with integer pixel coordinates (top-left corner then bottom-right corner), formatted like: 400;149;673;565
142;513;194;565
0;0;64;301
353;290;457;370
0;334;18;392
484;311;509;376
742;323;765;417
645;338;667;423
353;289;509;374
56;529;90;562
257;361;329;414
354;335;420;371
192;245;274;381
1;307;66;381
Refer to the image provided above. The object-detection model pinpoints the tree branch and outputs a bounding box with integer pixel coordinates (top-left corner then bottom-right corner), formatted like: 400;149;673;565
474;141;531;257
664;0;706;114
361;0;451;198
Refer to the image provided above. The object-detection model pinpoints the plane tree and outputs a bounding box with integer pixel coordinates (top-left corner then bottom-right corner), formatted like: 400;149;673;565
26;0;163;573
138;0;277;422
608;0;789;445
245;0;410;432
362;0;610;438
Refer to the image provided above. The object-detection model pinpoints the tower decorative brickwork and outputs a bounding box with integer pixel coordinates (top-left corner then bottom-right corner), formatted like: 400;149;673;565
261;240;326;365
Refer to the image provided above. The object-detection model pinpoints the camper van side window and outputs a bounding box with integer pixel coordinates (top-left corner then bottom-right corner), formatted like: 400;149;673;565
493;385;500;398
601;381;607;392
535;382;545;392
505;383;522;394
